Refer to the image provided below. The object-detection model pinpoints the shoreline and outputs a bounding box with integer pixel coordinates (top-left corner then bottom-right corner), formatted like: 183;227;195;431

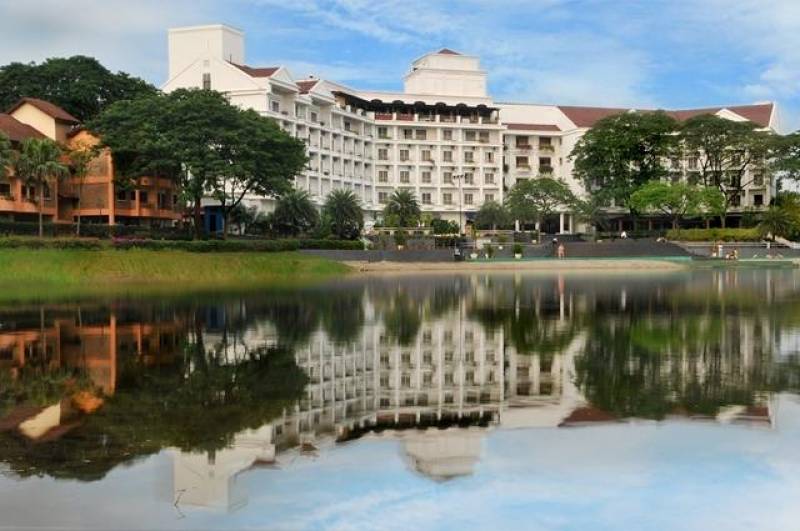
344;258;692;272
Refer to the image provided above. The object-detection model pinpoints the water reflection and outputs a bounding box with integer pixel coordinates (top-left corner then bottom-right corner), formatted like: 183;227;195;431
2;270;800;516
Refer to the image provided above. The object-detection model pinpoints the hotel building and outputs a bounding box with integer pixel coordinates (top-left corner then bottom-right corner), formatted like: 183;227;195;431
164;24;779;233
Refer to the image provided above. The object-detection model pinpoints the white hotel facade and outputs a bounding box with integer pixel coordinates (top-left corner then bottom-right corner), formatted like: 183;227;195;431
164;24;779;233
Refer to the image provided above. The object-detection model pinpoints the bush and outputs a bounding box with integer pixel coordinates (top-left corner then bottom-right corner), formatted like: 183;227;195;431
513;243;523;256
666;228;762;242
0;220;193;240
0;237;105;250
0;236;363;252
430;218;459;235
394;230;408;248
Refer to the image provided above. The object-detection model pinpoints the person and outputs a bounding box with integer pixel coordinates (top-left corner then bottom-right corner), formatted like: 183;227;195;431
620;230;628;239
557;243;566;259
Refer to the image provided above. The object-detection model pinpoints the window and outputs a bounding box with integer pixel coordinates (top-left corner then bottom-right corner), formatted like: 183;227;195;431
465;131;477;141
403;129;413;140
401;373;412;387
422;331;432;344
202;73;211;90
43;184;51;200
753;171;765;186
688;157;698;170
485;193;495;202
158;192;169;209
421;171;432;184
464;173;474;185
378;126;389;139
443;130;453;141
400;170;410;183
378;148;389;161
116;189;128;202
754;194;764;206
464;151;474;163
423;373;433;385
516;136;530;148
270;100;280;113
310;112;318;122
443;172;453;185
485;173;495;184
479;132;489;143
380;375;389;387
400;149;410;161
444;373;454;385
464;193;473;205
422;192;432;204
415;129;427;140
378;170;389;183
485;151;494;162
443;151;453;162
138;190;148;204
516;156;529;168
0;183;10;197
443;193;453;205
423;350;433;363
421;149;432;161
378;191;389;203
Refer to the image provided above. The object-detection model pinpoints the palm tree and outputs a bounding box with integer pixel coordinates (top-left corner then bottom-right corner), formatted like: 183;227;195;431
758;205;799;240
323;189;363;240
68;143;99;237
384;189;421;228
15;138;69;237
270;189;319;237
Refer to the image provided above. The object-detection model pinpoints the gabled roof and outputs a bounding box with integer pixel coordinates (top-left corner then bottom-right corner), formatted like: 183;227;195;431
7;97;79;124
558;102;775;129
506;123;562;132
437;48;462;55
229;62;279;78
0;113;46;142
296;79;320;95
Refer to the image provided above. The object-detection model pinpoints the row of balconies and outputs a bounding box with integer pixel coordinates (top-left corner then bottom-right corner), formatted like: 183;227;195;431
511;143;556;153
374;112;499;125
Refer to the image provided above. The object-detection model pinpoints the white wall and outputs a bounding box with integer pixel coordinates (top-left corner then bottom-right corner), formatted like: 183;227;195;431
168;25;244;80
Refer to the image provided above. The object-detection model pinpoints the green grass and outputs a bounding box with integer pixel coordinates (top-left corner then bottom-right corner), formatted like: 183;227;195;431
0;249;351;301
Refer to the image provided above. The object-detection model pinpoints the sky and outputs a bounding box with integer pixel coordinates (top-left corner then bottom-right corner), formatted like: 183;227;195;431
1;0;800;130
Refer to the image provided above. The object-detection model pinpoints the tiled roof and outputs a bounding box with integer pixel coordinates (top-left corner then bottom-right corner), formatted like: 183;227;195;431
296;79;320;94
229;62;279;78
437;48;461;55
559;406;618;426
506;122;561;132
7;97;79;124
0;113;46;142
558;102;774;128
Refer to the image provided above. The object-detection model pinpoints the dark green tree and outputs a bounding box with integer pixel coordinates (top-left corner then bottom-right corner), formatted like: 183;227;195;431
0;56;156;122
629;180;708;229
474;199;510;230
383;189;421;227
269;189;319;237
322;189;364;240
505;177;575;229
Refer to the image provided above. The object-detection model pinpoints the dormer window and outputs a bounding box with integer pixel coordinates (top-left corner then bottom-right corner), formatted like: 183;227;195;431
202;73;211;90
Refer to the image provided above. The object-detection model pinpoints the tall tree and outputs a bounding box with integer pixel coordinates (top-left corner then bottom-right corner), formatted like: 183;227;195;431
505;177;576;229
571;111;679;212
680;114;772;227
14;138;69;237
67;139;100;236
322;189;364;240
0;133;12;178
0;56;156;122
383;189;421;227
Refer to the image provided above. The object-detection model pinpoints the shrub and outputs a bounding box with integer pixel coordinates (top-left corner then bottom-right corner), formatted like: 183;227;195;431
0;237;105;250
666;228;762;242
394;230;408;248
513;243;524;256
484;244;495;258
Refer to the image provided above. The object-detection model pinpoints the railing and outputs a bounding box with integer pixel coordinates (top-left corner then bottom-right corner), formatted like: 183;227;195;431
516;144;532;150
375;113;393;120
539;166;554;174
396;113;414;121
539;144;555;152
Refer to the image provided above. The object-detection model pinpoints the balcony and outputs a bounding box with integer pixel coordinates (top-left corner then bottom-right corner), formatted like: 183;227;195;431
539;165;554;174
539;144;555;153
515;144;532;150
396;113;414;121
375;113;393;120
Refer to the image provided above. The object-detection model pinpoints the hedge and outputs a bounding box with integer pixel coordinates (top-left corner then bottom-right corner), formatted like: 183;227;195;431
0;237;364;252
0;220;193;240
667;228;762;242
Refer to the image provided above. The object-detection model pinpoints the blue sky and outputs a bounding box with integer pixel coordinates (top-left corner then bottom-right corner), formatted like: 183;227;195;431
2;1;800;130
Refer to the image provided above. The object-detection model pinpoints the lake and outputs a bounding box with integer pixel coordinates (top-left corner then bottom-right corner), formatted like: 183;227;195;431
2;270;800;530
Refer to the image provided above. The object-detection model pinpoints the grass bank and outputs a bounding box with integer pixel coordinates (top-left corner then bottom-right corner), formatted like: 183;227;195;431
0;249;351;300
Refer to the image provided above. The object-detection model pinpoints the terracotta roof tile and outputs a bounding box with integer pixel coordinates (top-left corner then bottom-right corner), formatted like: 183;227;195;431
557;105;630;128
7;97;79;124
229;62;279;78
559;103;774;128
0;113;46;142
437;48;462;55
296;79;320;94
506;122;561;132
559;406;618;426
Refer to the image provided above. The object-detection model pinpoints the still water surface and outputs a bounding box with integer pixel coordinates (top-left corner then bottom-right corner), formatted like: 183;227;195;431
2;270;800;530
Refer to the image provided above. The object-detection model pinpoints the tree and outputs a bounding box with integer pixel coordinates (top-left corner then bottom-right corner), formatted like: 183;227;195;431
383;189;421;227
14;138;69;237
0;56;156;122
758;205;799;240
0;133;12;179
474;200;510;230
505;177;576;229
680;114;773;227
90;89;305;238
67;139;100;236
629;181;707;229
322;189;363;240
572;195;611;233
571;111;679;210
269;189;318;237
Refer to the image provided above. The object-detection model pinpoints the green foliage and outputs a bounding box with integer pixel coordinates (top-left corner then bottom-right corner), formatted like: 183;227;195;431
474;200;511;229
758;204;800;239
383;189;421;227
666;227;761;241
629;181;714;228
394;230;408;247
0;132;13;176
0;56;156;122
322;189;364;240
504;177;576;225
513;243;524;255
14;137;70;237
269;189;319;237
571;111;679;208
0;236;362;252
430;218;459;234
